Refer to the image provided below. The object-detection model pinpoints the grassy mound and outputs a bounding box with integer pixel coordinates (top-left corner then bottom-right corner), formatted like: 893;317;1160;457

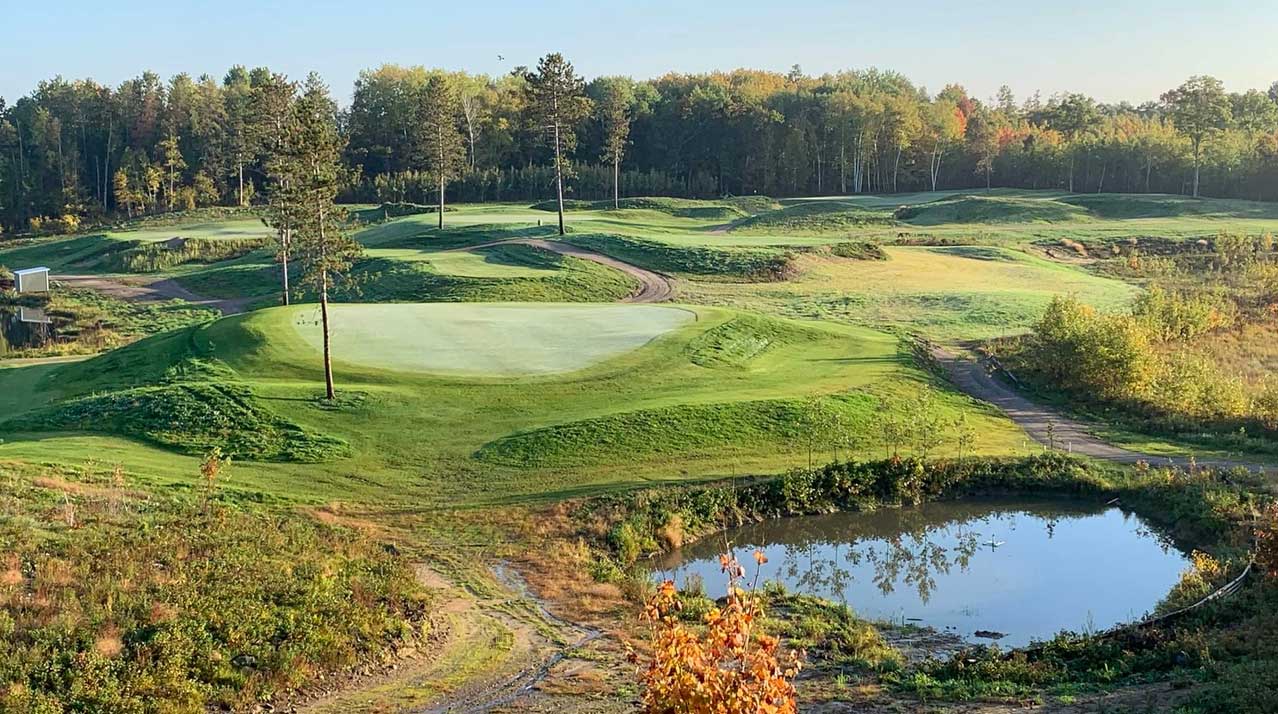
289;303;695;376
0;461;428;713
530;197;748;221
529;199;597;212
15;382;349;462
732;202;895;232
829;242;888;260
1059;193;1278;220
101;237;268;273
350;201;448;223
896;195;1091;225
351;245;639;302
685;313;821;368
722;195;783;215
565;233;797;280
474;392;879;467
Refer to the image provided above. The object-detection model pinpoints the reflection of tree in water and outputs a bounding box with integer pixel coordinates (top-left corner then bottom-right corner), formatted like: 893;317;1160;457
778;523;980;604
762;500;1109;605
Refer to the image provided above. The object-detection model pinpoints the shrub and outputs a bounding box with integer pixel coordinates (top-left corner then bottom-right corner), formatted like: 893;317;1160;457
632;551;801;714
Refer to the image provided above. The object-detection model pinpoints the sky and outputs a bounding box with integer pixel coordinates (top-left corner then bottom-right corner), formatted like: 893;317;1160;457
4;0;1278;106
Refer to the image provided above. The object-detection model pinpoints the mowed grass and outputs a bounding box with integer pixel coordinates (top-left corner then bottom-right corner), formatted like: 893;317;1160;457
0;305;1027;506
291;303;695;376
680;245;1138;341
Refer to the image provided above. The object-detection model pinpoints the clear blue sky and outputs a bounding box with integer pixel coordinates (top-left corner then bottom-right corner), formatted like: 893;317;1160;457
4;0;1277;106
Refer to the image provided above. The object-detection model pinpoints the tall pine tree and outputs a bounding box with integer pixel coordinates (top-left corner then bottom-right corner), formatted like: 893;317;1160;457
413;75;466;229
262;74;300;306
520;54;590;235
288;73;363;400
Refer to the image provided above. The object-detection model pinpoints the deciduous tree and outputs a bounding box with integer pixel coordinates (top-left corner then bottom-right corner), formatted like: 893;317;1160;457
1163;76;1232;197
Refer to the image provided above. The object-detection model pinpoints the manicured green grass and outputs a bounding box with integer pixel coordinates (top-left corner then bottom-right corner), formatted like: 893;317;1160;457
680;245;1137;341
731;201;894;233
291;303;695;376
896;194;1093;225
0;305;1025;506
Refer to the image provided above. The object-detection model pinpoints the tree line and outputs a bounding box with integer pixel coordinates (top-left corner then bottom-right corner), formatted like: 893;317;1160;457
5;54;1278;234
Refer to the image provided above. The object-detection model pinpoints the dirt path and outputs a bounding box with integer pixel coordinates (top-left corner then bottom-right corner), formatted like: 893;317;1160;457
53;274;257;315
932;346;1270;472
447;238;675;303
293;561;605;714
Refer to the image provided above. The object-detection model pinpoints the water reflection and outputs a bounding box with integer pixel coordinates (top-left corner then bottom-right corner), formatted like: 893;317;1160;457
652;498;1188;647
0;306;57;355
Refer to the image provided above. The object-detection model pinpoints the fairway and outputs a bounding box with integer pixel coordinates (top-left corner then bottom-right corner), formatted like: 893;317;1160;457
291;303;695;375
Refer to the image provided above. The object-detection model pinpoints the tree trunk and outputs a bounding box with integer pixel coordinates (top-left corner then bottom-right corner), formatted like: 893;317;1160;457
893;146;901;193
553;110;565;236
1192;144;1201;197
317;195;335;401
613;152;620;209
1068;155;1075;192
839;140;846;194
238;160;245;207
281;227;290;306
320;275;335;400
438;172;445;229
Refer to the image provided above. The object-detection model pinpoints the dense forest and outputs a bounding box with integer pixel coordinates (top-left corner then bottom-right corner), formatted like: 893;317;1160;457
3;58;1278;232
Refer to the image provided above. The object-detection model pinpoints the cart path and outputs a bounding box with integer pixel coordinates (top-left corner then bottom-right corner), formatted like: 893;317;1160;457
446;238;676;303
931;345;1270;472
53;274;257;315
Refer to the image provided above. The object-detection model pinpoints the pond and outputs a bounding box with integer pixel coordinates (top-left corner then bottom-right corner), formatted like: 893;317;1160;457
0;306;57;356
651;498;1191;648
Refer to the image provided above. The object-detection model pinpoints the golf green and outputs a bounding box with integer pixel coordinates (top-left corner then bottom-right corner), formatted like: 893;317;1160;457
291;303;696;375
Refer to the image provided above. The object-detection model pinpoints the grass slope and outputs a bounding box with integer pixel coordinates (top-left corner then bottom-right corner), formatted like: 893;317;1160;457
0;306;1024;505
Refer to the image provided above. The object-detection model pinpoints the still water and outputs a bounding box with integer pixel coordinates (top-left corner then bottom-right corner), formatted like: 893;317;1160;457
0;306;56;356
652;499;1190;647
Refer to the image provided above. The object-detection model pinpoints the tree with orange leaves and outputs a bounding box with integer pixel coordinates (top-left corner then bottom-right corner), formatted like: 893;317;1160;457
632;550;802;714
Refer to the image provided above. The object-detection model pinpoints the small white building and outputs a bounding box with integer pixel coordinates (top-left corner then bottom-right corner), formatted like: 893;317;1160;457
14;267;50;294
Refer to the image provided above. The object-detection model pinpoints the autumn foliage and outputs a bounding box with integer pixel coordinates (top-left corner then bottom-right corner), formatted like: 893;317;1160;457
632;551;802;714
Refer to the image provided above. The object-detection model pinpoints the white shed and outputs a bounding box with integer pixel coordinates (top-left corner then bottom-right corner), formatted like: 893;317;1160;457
14;267;50;293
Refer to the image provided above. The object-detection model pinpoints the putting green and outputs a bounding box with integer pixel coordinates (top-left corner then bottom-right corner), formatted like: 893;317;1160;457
291;303;695;375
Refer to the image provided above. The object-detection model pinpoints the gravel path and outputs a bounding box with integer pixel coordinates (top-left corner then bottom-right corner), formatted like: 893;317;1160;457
53;274;257;314
447;238;675;303
931;346;1270;472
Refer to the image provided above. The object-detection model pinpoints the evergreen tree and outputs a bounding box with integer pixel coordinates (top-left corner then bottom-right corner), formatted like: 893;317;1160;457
520;53;591;235
288;73;363;400
260;74;300;306
413;75;466;229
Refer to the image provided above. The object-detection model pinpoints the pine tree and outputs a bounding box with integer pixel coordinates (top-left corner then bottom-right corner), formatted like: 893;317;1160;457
288;73;363;401
414;76;466;229
520;54;591;235
261;74;300;306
